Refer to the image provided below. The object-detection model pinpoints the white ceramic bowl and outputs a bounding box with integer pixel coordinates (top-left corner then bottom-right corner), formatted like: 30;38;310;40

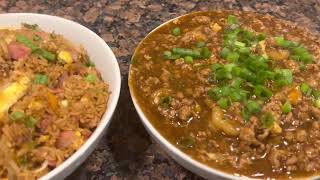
128;12;318;180
129;81;237;180
0;13;121;180
128;15;239;179
128;13;240;180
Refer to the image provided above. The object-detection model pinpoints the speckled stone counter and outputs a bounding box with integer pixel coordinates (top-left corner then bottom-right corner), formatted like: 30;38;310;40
1;0;320;179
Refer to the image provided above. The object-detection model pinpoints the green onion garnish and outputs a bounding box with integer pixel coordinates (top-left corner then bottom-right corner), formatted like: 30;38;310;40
281;101;292;114
300;83;312;96
217;98;229;109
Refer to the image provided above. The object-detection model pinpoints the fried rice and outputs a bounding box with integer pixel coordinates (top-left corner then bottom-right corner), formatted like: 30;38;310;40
0;24;109;179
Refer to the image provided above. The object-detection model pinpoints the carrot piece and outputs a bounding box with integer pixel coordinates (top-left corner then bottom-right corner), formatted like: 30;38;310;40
47;91;58;112
288;88;302;105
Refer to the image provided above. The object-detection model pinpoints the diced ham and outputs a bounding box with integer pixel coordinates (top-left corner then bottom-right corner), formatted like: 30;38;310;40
50;88;64;94
48;160;57;167
54;72;68;89
56;130;75;149
39;118;51;134
8;41;31;60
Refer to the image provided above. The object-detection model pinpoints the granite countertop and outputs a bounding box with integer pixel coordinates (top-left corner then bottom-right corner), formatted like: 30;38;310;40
1;0;320;179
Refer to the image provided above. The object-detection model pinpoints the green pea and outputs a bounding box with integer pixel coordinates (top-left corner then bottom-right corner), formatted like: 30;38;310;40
184;56;193;64
25;116;37;128
10;111;25;121
85;74;97;83
172;27;181;36
34;74;48;85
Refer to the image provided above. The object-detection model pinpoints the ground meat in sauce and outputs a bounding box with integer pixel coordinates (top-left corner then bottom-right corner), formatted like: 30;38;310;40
130;11;320;179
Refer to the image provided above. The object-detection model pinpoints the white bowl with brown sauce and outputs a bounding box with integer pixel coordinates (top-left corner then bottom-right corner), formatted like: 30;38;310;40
129;11;320;180
0;13;121;180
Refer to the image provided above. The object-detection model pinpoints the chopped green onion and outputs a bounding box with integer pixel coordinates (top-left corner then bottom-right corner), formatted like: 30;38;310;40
10;111;25;121
163;51;172;60
178;136;195;148
172;27;181;36
85;74;97;83
241;109;250;123
160;96;171;108
238;47;250;54
173;48;193;56
242;30;254;42
217;98;229;109
25;116;37;128
220;47;231;59
17;155;28;166
226;52;239;62
170;54;181;60
196;41;206;48
172;47;203;59
313;90;320;99
211;63;223;71
291;46;313;64
34;49;56;62
201;47;211;58
275;37;313;65
227;15;238;24
22;23;38;30
16;35;56;61
275;69;293;87
234;41;245;48
253;85;272;99
184;56;193;64
192;49;202;59
261;112;275;128
257;33;266;41
314;99;320;108
33;34;41;41
208;15;312;123
281;101;292;114
85;60;95;67
300;83;312;96
231;78;243;88
275;37;297;48
34;74;48;85
246;100;260;114
16;35;38;51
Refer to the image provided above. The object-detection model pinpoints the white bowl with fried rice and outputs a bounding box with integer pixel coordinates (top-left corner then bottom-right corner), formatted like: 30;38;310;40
0;13;121;180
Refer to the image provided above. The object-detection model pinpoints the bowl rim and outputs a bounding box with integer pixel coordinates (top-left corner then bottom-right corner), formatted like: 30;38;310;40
0;13;121;180
128;10;319;180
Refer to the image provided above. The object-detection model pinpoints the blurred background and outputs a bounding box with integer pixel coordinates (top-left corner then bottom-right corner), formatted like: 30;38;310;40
1;0;319;179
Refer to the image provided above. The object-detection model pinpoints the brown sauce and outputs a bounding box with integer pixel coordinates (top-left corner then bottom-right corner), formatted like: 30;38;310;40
129;11;320;179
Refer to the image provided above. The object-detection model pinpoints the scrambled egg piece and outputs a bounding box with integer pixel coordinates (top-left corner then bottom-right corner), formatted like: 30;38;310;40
58;50;73;64
210;23;222;32
0;76;30;119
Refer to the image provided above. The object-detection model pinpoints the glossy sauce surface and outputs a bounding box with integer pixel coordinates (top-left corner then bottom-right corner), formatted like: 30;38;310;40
130;11;320;179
